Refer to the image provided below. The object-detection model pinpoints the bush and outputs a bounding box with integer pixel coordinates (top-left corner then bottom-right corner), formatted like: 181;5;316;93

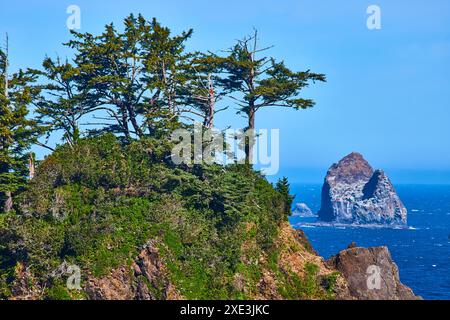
0;134;295;300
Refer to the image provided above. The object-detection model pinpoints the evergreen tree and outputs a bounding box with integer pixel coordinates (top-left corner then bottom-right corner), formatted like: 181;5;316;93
0;42;41;212
218;30;326;163
32;57;85;146
65;14;194;140
275;176;295;216
179;53;228;129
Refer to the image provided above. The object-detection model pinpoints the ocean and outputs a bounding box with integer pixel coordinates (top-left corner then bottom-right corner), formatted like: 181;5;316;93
288;183;450;300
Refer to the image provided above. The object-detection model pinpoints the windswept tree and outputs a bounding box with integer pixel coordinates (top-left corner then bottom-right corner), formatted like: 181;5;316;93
65;14;194;140
218;30;326;162
140;18;193;116
0;42;41;213
179;53;228;129
32;57;86;146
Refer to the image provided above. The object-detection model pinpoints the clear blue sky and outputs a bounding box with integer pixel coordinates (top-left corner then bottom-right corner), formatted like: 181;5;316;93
1;0;450;183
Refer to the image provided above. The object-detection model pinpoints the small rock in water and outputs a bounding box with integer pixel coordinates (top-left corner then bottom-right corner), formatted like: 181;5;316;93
292;203;315;217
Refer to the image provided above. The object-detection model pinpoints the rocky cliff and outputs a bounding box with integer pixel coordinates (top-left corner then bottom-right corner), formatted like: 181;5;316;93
318;152;407;225
0;138;416;300
6;222;419;300
327;245;419;300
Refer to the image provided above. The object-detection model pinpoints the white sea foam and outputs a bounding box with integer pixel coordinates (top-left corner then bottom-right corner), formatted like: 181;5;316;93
293;221;417;230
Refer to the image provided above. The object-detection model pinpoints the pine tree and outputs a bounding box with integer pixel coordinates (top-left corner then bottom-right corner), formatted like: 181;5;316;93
32;57;85;146
218;30;326;163
275;177;295;216
64;14;194;140
0;38;41;212
179;53;228;129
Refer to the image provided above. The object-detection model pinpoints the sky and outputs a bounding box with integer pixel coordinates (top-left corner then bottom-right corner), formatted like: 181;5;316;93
1;0;450;183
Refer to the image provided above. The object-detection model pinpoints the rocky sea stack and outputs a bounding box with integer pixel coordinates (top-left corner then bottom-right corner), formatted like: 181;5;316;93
292;203;315;217
318;152;407;226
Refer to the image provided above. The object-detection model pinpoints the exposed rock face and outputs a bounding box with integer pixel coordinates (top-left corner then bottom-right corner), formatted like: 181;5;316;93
85;240;182;300
318;152;407;225
7;222;419;300
327;246;419;300
254;222;352;300
292;203;315;217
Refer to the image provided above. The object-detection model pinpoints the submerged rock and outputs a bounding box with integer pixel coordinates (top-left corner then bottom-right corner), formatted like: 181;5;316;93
327;246;419;300
292;203;315;217
318;152;407;225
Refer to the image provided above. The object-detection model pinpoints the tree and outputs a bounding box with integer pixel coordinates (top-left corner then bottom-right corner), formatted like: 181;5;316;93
275;177;295;216
65;14;194;140
179;53;228;129
218;30;326;163
0;38;41;212
32;57;85;146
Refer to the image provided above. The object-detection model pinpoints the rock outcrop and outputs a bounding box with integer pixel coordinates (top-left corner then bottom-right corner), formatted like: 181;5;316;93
85;240;182;300
327;245;419;300
6;222;419;300
318;152;407;225
292;203;315;217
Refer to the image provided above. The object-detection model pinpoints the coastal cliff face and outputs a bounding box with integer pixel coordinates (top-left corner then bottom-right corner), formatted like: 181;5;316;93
82;226;419;300
6;221;419;300
85;240;182;300
318;152;407;225
327;246;419;300
0;137;417;300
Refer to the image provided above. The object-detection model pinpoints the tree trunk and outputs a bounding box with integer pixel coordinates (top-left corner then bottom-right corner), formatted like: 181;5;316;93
2;35;12;213
126;104;143;137
29;152;35;180
119;104;130;140
205;74;215;129
245;108;255;164
4;191;12;212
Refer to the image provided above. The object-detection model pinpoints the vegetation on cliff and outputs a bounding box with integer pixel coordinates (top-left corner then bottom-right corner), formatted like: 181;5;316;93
0;14;339;300
0;134;339;300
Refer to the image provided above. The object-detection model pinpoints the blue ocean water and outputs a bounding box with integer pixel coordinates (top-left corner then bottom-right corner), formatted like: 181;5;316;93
288;184;450;300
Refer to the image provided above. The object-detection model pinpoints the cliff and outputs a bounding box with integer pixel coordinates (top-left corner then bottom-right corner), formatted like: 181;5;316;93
318;152;407;225
0;136;417;300
327;245;419;300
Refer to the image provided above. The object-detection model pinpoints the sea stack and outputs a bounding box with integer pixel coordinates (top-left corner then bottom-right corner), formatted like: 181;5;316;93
318;152;407;225
292;203;315;217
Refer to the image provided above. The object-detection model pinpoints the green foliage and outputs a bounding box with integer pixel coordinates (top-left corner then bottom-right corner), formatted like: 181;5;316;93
60;14;195;139
0;48;42;212
45;282;72;300
275;177;295;217
0;134;289;299
278;262;330;300
0;15;328;301
214;30;326;160
321;272;339;300
31;57;86;145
